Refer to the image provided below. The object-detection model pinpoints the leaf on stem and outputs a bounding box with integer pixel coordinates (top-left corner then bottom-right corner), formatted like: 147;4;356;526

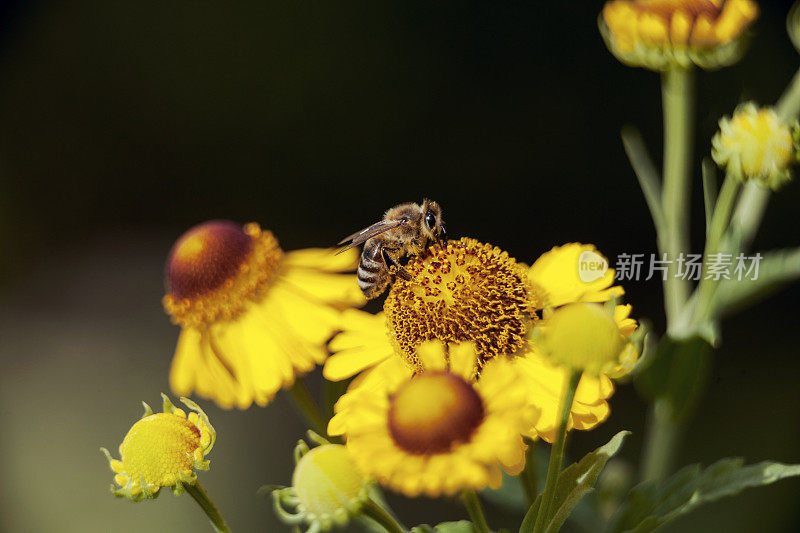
712;247;800;317
520;431;631;533
701;159;718;238
606;458;800;533
621;126;665;233
412;521;477;532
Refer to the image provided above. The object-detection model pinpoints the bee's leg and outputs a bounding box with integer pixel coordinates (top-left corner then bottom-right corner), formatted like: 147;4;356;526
382;248;412;281
438;224;447;247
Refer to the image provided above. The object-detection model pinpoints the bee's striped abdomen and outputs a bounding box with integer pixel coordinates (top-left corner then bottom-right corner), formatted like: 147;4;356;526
358;240;389;298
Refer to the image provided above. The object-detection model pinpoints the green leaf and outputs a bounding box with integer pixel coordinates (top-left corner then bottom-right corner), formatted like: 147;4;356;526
633;336;711;424
701;158;718;238
713;247;800;318
606;458;800;533
411;521;477;533
520;431;630;533
621;126;664;233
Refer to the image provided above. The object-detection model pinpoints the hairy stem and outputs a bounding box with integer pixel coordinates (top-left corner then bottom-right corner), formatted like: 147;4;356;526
185;481;232;533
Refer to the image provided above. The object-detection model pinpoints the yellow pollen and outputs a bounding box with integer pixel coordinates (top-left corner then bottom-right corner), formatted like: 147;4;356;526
384;238;535;370
388;371;484;455
118;413;201;488
163;222;284;328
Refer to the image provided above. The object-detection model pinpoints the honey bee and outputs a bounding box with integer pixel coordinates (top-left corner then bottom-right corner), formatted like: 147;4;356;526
337;199;447;299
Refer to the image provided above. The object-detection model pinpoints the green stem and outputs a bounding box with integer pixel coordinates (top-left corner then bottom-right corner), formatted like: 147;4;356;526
640;399;681;482
185;481;232;533
461;490;491;533
288;379;327;437
660;66;695;335
519;438;539;506
776;65;800;121
532;370;582;533
362;498;407;533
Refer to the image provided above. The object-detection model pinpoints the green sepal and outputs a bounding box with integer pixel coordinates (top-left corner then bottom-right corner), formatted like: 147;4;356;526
606;458;800;533
180;396;216;453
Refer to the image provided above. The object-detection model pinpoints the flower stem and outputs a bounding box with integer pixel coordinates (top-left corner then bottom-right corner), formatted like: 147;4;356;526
777;65;800;121
185;481;232;533
519;438;539;505
362;498;407;533
660;65;694;334
640;399;681;482
288;379;327;437
532;370;582;533
461;489;491;533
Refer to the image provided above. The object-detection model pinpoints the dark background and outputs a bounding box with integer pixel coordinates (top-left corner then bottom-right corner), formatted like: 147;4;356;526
0;1;798;531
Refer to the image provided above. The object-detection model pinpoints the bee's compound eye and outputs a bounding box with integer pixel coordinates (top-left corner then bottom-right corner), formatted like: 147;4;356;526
424;211;436;229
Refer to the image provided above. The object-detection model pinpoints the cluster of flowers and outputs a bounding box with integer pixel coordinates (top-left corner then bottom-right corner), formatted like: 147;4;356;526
100;1;800;531
102;216;640;524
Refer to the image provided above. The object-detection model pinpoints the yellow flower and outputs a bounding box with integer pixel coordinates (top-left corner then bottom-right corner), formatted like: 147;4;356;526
329;342;540;497
324;241;635;442
164;220;365;409
600;0;759;70
538;303;628;376
273;436;370;533
519;304;639;443
101;394;215;501
712;103;796;190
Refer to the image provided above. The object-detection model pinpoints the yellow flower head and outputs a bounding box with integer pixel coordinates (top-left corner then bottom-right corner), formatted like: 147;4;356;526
164;220;365;409
329;342;540;497
384;237;536;372
324;242;635;443
600;0;759;70
520;304;639;442
273;435;369;533
711;103;796;190
101;394;215;501
538;303;628;376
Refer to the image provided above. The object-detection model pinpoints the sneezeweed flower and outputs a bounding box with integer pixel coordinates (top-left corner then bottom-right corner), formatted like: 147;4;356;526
329;341;540;497
325;237;538;381
100;394;215;501
712;103;797;190
324;241;634;442
163;220;365;409
272;435;370;533
519;304;639;442
383;237;536;371
538;303;629;376
599;0;759;70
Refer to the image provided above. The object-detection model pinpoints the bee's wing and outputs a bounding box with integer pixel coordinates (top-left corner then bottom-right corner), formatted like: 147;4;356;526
336;219;407;254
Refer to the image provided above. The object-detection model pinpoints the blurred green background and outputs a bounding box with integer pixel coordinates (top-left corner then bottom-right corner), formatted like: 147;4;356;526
0;1;799;531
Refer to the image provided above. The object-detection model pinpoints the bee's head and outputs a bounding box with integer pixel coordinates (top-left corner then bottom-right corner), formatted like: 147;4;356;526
421;198;446;245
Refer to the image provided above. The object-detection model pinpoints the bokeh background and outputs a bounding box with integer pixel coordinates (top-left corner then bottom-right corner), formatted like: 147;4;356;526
1;1;799;531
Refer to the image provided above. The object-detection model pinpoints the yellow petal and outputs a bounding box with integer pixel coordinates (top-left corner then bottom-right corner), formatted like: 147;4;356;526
281;247;360;272
528;243;623;308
